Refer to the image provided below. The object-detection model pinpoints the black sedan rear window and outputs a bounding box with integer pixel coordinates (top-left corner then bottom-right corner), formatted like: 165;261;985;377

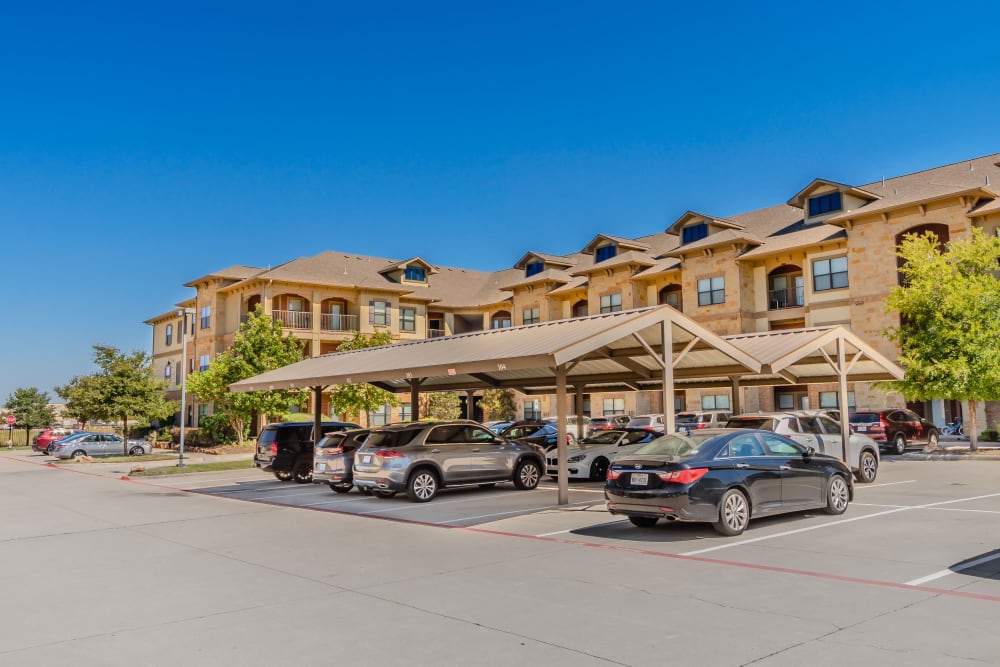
632;434;711;457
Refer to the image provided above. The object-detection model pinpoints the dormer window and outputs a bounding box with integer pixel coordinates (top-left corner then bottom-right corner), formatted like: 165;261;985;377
595;245;617;263
681;223;708;244
808;192;842;216
525;261;544;277
404;267;426;282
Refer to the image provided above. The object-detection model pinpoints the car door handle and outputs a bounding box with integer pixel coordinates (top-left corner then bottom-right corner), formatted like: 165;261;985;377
431;449;441;453
779;465;791;470
735;463;749;469
471;448;480;452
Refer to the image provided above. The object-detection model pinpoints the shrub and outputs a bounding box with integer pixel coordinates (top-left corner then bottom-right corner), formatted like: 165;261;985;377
979;429;998;442
197;414;244;446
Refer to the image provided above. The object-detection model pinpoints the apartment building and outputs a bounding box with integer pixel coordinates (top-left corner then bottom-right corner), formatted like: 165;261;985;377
146;153;1000;428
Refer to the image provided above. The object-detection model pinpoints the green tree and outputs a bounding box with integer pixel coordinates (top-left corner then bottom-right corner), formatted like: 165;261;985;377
883;227;1000;451
424;391;462;420
187;307;307;445
90;345;176;437
4;387;56;447
327;331;399;426
55;374;105;429
479;388;517;421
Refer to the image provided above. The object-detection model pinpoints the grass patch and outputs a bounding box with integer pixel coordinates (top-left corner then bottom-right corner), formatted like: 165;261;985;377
129;460;255;476
54;453;180;464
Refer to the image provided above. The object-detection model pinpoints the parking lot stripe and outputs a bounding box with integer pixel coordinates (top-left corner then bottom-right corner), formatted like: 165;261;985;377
537;486;606;494
859;480;916;488
438;500;599;524
243;489;329;501
301;496;379;507
358;489;549;514
906;552;1000;586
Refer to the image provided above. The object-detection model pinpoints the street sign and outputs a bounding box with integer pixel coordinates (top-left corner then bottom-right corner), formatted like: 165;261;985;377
5;415;14;425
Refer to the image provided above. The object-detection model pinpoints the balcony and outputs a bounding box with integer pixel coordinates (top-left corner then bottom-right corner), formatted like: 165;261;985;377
427;328;446;338
273;310;312;330
768;287;805;311
320;313;359;332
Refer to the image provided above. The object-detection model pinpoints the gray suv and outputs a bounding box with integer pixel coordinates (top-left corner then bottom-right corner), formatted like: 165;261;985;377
353;420;546;502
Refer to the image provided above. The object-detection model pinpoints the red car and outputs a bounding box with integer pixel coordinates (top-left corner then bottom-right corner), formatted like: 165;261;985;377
848;409;940;455
33;429;77;454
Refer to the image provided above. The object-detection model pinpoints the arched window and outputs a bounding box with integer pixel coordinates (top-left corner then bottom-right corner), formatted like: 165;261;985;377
896;223;949;285
571;300;588;318
658;284;682;310
491;310;512;329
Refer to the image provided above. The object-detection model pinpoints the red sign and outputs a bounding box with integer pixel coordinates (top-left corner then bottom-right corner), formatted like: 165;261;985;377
4;415;14;425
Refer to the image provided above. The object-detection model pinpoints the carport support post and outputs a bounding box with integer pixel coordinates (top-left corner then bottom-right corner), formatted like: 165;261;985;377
556;366;569;505
465;389;476;421
837;338;850;463
729;377;742;415
661;320;675;434
575;386;585;441
409;379;422;422
313;386;324;446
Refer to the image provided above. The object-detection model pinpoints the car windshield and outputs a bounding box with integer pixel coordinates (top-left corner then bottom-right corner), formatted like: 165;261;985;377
363;429;421;449
581;431;623;444
632;434;711;457
726;417;775;430
850;413;879;424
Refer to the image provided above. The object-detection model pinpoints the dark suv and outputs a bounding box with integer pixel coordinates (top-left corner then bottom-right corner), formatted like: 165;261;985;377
353;420;546;502
255;421;360;483
848;409;940;455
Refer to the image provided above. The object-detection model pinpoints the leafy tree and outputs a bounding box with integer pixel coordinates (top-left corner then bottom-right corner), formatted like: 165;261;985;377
55;374;106;429
883;227;1000;451
187;307;307;445
479;388;517;421
327;331;399;426
424;391;462;420
90;345;176;438
4;387;56;446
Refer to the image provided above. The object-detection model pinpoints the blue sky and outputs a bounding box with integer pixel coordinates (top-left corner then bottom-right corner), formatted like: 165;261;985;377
2;0;998;404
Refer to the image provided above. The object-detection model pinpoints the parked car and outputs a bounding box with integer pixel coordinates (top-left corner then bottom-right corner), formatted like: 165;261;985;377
849;409;940;455
605;429;854;535
725;412;880;483
313;429;371;493
545;428;658;480
47;431;100;454
500;421;567;451
675;410;732;432
484;420;514;434
33;428;77;453
353;420;546;502
626;414;665;433
586;415;631;435
543;415;591;443
51;433;152;459
254;421;361;483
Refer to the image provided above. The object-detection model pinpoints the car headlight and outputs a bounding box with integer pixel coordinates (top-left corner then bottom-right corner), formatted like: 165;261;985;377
567;454;586;462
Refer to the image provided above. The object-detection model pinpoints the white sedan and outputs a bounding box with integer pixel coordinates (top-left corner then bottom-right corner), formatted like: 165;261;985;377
545;429;659;481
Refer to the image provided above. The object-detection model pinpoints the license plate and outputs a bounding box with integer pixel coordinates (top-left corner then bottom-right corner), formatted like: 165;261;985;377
856;426;867;432
361;454;373;464
630;473;649;486
315;463;326;472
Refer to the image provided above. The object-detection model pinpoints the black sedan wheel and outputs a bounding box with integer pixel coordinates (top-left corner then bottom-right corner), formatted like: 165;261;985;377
825;475;850;515
589;457;610;481
855;451;878;483
713;489;750;536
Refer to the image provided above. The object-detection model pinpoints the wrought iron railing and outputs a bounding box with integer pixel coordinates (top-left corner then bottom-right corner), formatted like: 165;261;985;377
427;328;446;338
273;310;312;330
768;287;805;310
320;313;358;332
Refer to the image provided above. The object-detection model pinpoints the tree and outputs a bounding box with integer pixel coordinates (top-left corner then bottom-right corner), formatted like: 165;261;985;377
479;388;517;421
327;331;399;426
883;227;1000;451
423;392;462;420
187;307;307;445
4;387;55;446
56;374;106;429
89;345;176;438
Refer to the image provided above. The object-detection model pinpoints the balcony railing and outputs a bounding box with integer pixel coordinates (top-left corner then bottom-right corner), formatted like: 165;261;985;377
273;310;312;330
768;287;805;310
427;328;446;338
320;313;359;332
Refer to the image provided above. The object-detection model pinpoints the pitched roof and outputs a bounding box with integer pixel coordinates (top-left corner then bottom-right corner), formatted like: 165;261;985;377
513;251;577;269
665;211;744;236
569;250;657;276
581;234;651;254
183;265;264;287
664;229;763;257
787;179;881;209
499;268;573;291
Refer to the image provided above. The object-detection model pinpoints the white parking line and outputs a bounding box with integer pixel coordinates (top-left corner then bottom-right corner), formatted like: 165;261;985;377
537;486;606;494
301;495;379;507
439;500;599;524
681;491;1000;557
243;489;330;501
858;480;917;489
906;552;1000;586
357;488;549;515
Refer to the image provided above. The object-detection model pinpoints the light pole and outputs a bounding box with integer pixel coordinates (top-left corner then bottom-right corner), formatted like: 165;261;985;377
177;308;196;467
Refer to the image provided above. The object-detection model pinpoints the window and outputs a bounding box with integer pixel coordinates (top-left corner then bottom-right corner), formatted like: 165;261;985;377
198;404;208;419
522;307;540;325
525;261;544;277
491;311;511;329
287;297;304;312
199;306;211;329
404;267;426;282
401;402;412;422
658;285;682;310
603;398;625;415
762;435;802;456
524;400;541;421
681;223;708;244
571;300;588;318
198;354;210;372
697;277;725;306
595;245;617;263
189;358;194;374
808;192;842;216
371;403;391;426
400;307;416;332
819;391;855;409
599;293;622;313
701;394;730;410
165;324;173;346
370;300;390;326
164;363;172;379
813;256;849;291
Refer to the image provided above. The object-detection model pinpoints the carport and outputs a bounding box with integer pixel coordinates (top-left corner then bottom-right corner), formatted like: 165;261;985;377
229;306;903;504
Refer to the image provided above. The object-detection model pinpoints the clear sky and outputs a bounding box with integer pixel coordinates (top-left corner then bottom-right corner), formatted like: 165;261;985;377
2;1;998;404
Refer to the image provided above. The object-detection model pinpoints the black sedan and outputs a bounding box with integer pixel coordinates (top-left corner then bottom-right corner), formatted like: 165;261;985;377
500;421;566;451
605;429;853;536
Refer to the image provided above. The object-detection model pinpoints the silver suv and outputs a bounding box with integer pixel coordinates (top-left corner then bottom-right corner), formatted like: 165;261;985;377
353;420;546;502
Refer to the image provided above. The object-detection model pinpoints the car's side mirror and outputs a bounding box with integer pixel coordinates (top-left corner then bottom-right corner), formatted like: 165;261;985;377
804;446;815;459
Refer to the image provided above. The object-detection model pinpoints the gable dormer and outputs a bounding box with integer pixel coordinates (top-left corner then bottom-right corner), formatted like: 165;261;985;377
581;234;650;264
788;179;881;222
378;257;436;285
665;211;744;245
513;252;575;278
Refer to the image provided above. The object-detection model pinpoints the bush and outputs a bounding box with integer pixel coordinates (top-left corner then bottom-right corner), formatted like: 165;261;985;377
979;429;998;442
196;414;244;446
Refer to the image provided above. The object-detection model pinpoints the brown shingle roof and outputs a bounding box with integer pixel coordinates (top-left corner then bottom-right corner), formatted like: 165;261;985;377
183;265;264;287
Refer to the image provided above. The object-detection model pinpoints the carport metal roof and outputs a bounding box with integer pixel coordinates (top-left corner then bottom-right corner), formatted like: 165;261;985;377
230;306;904;504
